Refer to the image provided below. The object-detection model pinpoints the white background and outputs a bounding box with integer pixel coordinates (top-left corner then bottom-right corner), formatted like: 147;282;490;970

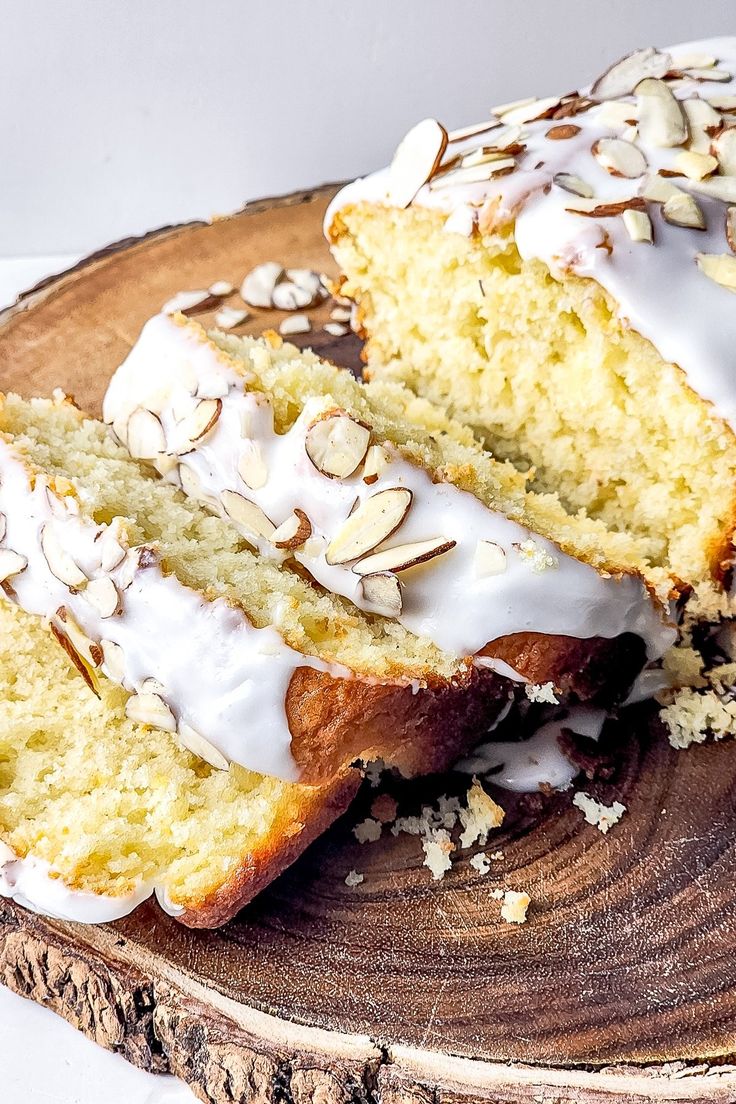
0;2;733;1100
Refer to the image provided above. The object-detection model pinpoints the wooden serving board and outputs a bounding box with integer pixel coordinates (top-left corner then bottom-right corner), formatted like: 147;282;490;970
2;186;736;1104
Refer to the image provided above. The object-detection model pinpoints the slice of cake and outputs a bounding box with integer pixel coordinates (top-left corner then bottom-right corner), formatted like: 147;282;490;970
0;600;357;928
327;36;736;590
0;390;519;786
102;312;674;708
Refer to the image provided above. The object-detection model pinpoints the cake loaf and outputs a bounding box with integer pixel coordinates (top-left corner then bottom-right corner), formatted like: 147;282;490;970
103;312;674;708
0;390;523;786
327;36;736;590
0;601;357;928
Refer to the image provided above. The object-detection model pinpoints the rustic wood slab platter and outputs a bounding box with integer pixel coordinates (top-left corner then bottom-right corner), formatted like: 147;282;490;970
2;186;736;1104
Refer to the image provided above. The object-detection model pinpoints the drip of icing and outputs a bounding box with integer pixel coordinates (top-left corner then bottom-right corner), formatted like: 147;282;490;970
0;441;354;781
104;314;675;661
326;36;736;431
0;843;151;924
456;706;607;792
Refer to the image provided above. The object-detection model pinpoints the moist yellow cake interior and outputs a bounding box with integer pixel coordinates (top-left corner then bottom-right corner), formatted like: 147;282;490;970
329;202;736;586
0;601;325;907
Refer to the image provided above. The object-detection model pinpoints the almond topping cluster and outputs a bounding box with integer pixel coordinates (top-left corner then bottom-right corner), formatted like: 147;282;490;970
387;46;736;286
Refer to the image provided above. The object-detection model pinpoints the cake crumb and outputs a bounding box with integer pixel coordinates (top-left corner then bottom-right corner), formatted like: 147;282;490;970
525;681;559;704
490;850;504;860
501;889;531;924
491;888;504;900
362;760;386;788
422;830;454;880
345;870;364;888
573;791;626;834
516;539;559;573
459;778;504;847
470;851;491;875
353;818;382;844
370;794;399;824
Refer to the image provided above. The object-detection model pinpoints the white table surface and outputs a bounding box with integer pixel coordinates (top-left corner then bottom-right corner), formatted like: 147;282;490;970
0;255;194;1103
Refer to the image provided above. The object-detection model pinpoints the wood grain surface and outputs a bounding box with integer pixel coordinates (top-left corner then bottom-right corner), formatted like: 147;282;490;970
2;185;736;1104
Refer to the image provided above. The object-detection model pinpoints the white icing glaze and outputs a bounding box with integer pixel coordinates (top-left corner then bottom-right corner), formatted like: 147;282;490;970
104;314;674;661
456;705;607;791
326;37;736;429
0;843;151;923
0;441;353;781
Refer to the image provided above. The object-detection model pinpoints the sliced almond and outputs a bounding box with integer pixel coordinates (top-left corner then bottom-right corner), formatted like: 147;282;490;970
388;118;448;208
358;572;403;618
552;95;596;119
447;119;500;143
279;313;311;335
324;322;350;337
672;52;717;70
674;150;718;179
100;639;126;683
117;545;158;591
153;454;179;477
286;268;327;302
474;540;507;578
430;159;516;189
50;620;99;696
326;488;412;566
591;47;671;101
0;549;27;582
597;100;638;128
622;208;653;243
546;124;581;140
636;78;688;147
362;444;390;485
713;128;736;176
178;723;230;771
690;174;736;202
305;413;371;479
209;280;234;297
662;192;706;229
443;205;477;237
141;677;167;696
553;172;594;198
125;692;177;733
491;96;535;117
726;207;736;253
41;526;87;588
221;490;276;540
696;252;736;291
330;306;352;322
162;289;219;316
592;137;647;178
683;97;722;129
353;537;456;576
498;96;560;126
641;172;686;203
271;281;314;311
708;95;736;112
240;262;285;308
214;306;249;330
126;408;167;460
178;398;222;446
272;509;312;550
84;576;120;618
567;197;646;218
683;67;731;83
237;441;268;490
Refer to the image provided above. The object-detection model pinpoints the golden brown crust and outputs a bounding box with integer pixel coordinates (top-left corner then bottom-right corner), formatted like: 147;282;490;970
286;631;643;786
178;768;360;929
